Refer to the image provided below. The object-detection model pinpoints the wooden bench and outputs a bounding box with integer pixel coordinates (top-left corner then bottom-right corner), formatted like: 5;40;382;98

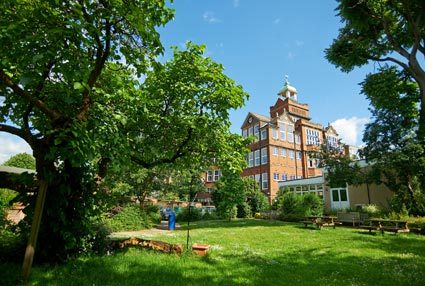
301;220;316;228
361;219;409;234
336;212;361;226
301;216;336;229
359;225;380;233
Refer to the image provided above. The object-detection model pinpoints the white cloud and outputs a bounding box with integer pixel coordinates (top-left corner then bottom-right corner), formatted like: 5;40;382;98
331;117;370;146
0;133;32;164
216;42;224;48
233;0;240;8
203;11;222;23
274;18;281;24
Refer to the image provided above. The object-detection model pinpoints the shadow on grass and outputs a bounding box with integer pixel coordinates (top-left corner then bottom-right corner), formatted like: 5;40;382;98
6;242;425;286
4;220;425;286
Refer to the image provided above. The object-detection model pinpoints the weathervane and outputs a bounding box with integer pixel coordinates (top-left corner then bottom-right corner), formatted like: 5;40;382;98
284;74;290;86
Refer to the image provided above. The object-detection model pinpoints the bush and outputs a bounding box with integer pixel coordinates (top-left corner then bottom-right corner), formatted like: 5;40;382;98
145;204;161;224
300;193;324;216
105;204;152;232
278;193;324;222
237;202;252;218
362;204;382;218
202;211;219;220
176;207;202;222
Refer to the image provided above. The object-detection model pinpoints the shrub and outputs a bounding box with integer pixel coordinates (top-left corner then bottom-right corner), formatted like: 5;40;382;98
281;193;300;215
202;211;218;220
278;192;324;222
145;204;161;224
105;204;152;232
176;207;202;222
300;193;324;217
237;202;252;218
362;204;382;218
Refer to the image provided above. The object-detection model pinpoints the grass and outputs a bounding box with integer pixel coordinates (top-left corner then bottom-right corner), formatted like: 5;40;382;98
2;219;425;285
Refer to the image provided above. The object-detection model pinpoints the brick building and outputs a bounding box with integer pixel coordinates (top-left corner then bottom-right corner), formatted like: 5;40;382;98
240;78;340;202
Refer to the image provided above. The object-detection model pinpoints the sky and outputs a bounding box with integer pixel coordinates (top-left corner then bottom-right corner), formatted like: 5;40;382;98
0;0;374;164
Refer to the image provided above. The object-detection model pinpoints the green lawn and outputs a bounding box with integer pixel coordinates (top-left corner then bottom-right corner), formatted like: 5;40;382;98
3;219;425;286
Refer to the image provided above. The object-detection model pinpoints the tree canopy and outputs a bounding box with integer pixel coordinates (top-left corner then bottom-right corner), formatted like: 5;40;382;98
326;0;425;215
325;0;425;140
2;153;36;170
0;1;249;262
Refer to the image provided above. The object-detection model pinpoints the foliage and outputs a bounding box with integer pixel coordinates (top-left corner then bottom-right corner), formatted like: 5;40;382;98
0;225;26;264
104;204;153;232
213;169;247;220
361;204;382;218
326;0;425;139
326;0;425;216
0;0;249;262
245;178;269;213
236;202;252;218
2;153;35;169
360;67;425;215
176;207;202;222
279;192;324;222
201;211;219;221
0;188;18;212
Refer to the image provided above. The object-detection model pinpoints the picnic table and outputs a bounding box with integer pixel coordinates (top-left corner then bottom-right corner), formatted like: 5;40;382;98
359;219;410;234
301;216;337;229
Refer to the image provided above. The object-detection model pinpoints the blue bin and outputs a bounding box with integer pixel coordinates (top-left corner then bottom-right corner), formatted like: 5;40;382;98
168;212;176;230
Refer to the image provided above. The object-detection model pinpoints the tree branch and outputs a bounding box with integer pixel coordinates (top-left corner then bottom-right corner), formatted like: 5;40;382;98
368;55;411;72
0;123;33;146
0;69;61;121
131;128;194;168
34;60;55;99
77;20;111;121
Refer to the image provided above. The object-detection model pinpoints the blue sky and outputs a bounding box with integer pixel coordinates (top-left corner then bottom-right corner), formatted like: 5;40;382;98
0;0;373;163
160;0;372;144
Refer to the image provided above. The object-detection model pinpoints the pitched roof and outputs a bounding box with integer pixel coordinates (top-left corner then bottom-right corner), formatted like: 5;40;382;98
0;166;36;174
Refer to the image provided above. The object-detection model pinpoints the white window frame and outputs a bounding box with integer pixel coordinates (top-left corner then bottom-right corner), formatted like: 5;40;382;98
260;128;267;140
279;123;286;141
214;170;221;181
272;146;279;156
272;128;278;139
261;147;268;165
254;150;260;166
295;134;301;144
262;172;268;190
207;171;213;182
242;129;248;137
297;151;302;160
280;148;286;157
287;125;294;142
273;172;279;181
289;150;294;159
248;152;254;167
254;124;260;141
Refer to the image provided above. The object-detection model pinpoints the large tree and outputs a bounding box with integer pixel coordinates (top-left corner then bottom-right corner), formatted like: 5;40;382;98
325;0;425;140
0;0;173;262
0;1;248;262
326;0;425;215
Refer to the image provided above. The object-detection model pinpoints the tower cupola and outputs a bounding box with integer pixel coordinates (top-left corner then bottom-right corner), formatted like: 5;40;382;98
278;75;298;101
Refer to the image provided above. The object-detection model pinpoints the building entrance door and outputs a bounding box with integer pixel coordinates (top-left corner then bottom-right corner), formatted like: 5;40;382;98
330;188;349;209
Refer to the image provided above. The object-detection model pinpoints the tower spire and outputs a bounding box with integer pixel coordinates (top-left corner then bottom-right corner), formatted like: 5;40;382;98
278;74;298;101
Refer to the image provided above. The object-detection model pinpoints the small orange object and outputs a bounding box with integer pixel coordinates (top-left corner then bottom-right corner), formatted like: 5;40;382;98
192;243;210;256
